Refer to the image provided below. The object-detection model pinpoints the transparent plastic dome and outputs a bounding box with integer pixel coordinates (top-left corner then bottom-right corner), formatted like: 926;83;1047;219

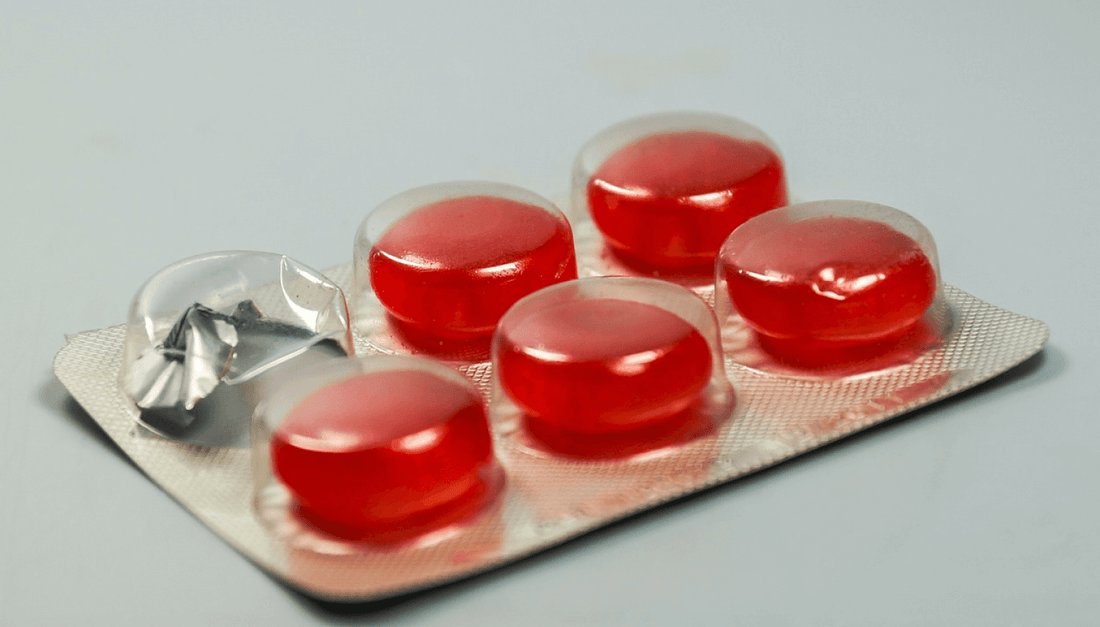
716;200;950;373
573;112;788;274
252;355;501;544
351;181;577;360
492;276;735;458
118;251;353;447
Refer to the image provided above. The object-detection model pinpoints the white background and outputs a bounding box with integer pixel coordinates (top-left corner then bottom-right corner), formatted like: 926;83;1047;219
2;1;1097;625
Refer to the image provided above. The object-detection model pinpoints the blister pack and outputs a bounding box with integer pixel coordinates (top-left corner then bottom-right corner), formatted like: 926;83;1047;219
53;112;1048;602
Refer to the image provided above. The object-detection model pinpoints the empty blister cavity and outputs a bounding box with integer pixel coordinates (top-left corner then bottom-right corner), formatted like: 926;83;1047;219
352;182;578;360
252;355;502;544
716;200;951;373
118;251;353;447
573;112;788;277
493;277;735;458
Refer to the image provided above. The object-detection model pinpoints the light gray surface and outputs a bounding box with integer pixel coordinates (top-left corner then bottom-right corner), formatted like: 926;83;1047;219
2;1;1096;625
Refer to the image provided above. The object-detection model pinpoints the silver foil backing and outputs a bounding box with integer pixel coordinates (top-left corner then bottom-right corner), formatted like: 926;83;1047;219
54;228;1048;602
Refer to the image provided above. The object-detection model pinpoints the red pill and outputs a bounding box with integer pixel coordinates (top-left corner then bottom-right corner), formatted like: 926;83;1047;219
587;130;787;272
270;369;494;534
368;195;577;349
721;213;938;347
496;298;713;435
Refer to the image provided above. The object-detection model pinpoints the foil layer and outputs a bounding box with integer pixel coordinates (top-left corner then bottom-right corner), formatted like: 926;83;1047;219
54;255;1048;601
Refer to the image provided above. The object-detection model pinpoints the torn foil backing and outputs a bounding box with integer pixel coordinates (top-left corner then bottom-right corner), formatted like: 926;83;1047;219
116;252;354;447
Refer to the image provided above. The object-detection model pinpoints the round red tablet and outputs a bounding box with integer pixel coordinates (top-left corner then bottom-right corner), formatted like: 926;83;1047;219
495;279;721;441
355;183;578;355
576;113;788;273
266;358;495;535
718;201;940;360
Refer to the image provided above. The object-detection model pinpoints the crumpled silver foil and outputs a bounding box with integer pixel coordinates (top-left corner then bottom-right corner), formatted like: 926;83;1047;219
125;302;250;415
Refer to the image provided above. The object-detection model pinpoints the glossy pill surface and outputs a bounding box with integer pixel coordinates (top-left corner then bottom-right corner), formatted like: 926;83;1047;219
721;214;938;345
588;130;787;272
369;195;577;347
496;298;713;435
270;369;493;533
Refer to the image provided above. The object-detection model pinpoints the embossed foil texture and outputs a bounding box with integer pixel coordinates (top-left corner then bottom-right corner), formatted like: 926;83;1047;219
53;209;1049;602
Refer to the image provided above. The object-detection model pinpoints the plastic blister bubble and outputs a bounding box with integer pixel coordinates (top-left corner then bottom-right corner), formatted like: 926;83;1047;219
492;277;734;459
351;181;577;361
252;355;503;547
572;112;788;278
117;251;353;447
716;200;952;376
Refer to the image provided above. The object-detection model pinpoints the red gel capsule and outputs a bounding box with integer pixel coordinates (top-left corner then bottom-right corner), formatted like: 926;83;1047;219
581;117;788;273
719;203;939;352
496;296;713;435
366;191;577;351
270;368;494;534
